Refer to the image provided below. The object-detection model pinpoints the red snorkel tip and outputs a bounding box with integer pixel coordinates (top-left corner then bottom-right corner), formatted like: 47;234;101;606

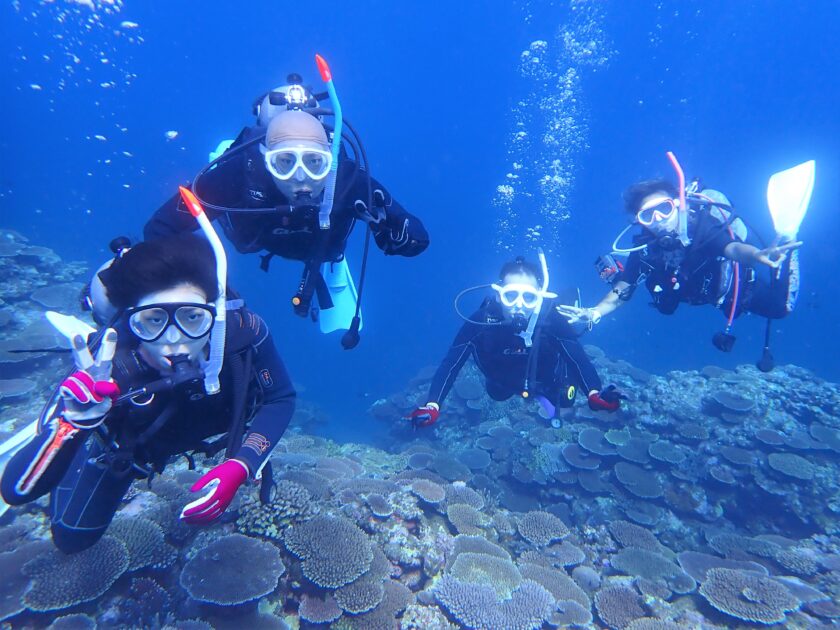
315;54;332;82
179;186;204;218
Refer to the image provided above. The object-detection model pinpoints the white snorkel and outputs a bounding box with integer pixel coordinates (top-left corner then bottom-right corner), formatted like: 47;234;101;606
520;249;557;348
178;186;227;395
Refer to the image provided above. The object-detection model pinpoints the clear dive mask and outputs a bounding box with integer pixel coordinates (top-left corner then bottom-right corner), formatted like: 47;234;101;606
127;303;216;342
262;145;332;181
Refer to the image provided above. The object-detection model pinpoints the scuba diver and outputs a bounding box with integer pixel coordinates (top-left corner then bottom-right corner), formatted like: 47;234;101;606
144;57;428;348
407;253;623;429
557;154;813;367
0;208;295;553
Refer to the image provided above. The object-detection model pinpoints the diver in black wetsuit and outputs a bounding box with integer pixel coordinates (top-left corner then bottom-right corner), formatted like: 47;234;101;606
144;79;428;335
0;234;295;553
407;255;623;428
557;179;802;354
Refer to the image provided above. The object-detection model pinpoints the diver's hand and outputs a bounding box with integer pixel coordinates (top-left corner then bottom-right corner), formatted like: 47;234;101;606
353;189;387;226
754;239;802;269
59;329;120;428
406;403;440;429
180;459;249;525
556;305;602;327
588;385;625;412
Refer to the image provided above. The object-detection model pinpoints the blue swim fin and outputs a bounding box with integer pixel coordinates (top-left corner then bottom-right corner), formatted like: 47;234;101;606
319;258;362;334
767;160;815;240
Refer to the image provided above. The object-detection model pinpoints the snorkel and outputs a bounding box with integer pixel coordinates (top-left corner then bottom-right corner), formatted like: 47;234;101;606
178;186;227;395
666;151;690;246
315;54;342;230
520;249;557;348
610;151;691;255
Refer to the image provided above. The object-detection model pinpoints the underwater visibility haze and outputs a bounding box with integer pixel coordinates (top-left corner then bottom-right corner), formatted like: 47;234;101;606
1;1;840;628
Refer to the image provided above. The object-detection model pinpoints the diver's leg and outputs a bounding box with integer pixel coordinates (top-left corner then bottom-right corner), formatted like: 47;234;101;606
1;421;89;505
49;436;135;553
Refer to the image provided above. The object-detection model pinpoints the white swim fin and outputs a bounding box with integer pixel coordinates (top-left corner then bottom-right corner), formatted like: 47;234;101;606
319;258;362;334
767;160;815;240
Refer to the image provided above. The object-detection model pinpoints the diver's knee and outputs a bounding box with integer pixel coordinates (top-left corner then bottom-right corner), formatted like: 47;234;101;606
51;523;104;554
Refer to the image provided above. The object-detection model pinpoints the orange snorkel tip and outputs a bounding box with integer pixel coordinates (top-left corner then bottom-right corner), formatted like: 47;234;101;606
179;186;204;218
315;54;332;82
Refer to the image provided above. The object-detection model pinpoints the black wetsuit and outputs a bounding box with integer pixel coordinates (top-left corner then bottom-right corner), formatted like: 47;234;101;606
618;208;797;319
426;300;602;410
144;126;429;264
1;308;295;553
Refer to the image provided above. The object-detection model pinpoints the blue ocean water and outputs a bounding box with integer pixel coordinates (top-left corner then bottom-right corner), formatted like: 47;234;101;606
3;2;838;447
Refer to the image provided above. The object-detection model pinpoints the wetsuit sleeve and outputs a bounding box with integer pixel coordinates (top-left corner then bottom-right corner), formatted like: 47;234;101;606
425;317;482;406
350;173;429;257
0;402;92;505
229;311;296;476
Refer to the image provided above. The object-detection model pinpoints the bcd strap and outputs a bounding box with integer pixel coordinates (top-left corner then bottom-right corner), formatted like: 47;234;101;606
259;461;274;504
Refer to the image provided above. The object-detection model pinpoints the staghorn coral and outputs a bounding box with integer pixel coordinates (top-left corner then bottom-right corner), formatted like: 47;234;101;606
594;585;646;629
698;568;800;625
180;534;285;605
119;576;171;627
401;603;457;629
284;515;373;588
517;510;570;546
299;593;343;624
109;515;177;571
23;536;129;612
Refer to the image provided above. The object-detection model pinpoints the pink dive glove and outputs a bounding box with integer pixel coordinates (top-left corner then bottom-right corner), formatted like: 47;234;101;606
180;459;249;525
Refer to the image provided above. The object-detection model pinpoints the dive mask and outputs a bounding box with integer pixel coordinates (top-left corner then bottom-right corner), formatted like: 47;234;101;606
127;303;216;342
636;196;678;227
262;145;332;181
492;283;544;311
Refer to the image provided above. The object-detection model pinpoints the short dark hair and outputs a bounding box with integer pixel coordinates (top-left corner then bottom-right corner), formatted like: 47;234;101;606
623;179;678;214
499;256;541;284
99;233;219;309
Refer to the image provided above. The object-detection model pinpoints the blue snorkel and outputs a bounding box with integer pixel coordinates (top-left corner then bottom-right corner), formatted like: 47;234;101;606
316;54;342;230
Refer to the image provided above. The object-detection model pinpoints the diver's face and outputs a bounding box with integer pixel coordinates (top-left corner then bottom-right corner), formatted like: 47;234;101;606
497;272;541;319
638;192;680;236
267;139;329;201
135;284;211;373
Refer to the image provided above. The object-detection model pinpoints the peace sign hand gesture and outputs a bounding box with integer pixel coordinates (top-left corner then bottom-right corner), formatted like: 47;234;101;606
59;329;121;429
754;239;803;269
